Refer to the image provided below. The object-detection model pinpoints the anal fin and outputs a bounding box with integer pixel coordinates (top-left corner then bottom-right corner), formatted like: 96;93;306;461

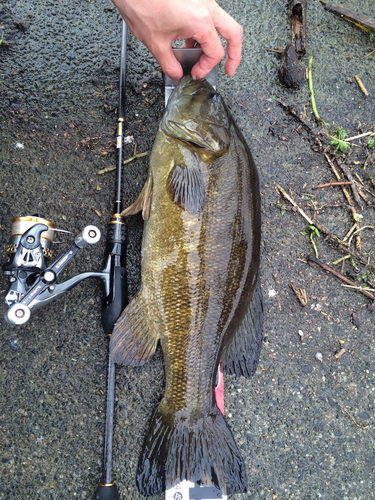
110;290;159;366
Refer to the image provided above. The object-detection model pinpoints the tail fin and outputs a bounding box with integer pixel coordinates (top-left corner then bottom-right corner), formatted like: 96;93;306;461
136;405;247;496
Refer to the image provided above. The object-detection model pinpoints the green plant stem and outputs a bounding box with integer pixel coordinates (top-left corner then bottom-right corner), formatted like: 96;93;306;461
332;254;351;266
310;235;319;257
308;56;321;123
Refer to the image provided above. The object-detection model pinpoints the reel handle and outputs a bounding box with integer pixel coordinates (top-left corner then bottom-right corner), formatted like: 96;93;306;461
6;303;31;325
3;225;102;325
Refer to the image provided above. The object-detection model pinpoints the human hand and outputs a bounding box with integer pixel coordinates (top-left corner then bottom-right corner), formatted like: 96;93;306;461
111;0;243;81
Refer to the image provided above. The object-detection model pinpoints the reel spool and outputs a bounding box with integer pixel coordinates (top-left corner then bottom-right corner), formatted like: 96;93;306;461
3;216;56;306
6;216;56;264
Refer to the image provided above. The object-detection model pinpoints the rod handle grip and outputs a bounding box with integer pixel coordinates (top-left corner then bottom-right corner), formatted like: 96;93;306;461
94;483;120;500
101;265;128;335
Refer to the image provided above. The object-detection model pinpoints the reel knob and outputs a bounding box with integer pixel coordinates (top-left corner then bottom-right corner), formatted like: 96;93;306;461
75;225;101;248
6;303;31;325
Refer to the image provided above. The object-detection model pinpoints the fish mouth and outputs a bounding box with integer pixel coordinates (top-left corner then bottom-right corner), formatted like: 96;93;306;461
165;119;225;153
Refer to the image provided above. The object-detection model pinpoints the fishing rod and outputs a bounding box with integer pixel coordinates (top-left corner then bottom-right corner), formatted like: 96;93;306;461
2;20;129;500
94;19;129;500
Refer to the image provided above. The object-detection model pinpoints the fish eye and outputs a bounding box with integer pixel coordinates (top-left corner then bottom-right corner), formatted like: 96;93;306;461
211;93;221;103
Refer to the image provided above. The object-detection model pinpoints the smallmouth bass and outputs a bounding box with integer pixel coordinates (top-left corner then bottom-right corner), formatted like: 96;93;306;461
110;76;263;496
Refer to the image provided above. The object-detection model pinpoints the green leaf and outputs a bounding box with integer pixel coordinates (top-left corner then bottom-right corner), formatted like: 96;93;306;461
331;126;351;153
309;225;320;238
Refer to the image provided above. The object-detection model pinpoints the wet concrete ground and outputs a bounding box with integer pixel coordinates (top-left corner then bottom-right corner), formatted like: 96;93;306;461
1;0;374;499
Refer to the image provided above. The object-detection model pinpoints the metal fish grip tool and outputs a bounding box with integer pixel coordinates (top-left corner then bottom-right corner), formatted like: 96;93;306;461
164;48;218;105
163;50;227;500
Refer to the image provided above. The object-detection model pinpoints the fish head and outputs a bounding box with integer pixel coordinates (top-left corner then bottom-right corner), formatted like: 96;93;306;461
161;76;231;155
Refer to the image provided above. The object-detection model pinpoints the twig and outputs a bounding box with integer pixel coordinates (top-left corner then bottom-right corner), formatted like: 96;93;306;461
307;255;375;300
323;153;353;205
275;183;314;225
342;284;375;293
338;162;364;208
362;49;375;60
343;223;358;242
354;75;369;96
357;186;370;205
276;97;314;133
265;48;282;54
123;151;148;165
274;183;372;268
345;131;375;142
98;145;148;174
312;181;352;189
324;2;375;33
364;188;375;198
308;56;322;124
347;226;374;248
354;173;364;185
337;402;370;429
98;165;116;174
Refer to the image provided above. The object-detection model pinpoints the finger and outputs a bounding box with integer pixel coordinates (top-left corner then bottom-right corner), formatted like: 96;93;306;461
151;43;184;82
190;29;225;79
180;38;200;49
212;6;243;76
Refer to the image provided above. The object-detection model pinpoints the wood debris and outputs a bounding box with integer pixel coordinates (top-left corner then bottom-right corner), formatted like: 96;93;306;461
324;2;375;33
354;75;369;96
291;283;308;306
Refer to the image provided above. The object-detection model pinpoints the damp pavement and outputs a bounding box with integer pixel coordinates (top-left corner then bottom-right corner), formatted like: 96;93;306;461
0;1;374;499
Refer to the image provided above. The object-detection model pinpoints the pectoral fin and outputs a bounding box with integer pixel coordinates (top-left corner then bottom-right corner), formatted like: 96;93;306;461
167;154;205;215
120;171;153;220
110;289;159;366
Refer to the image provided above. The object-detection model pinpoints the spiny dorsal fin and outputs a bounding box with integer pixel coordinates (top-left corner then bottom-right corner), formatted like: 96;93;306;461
223;277;263;378
120;171;153;220
110;290;159;366
167;153;205;215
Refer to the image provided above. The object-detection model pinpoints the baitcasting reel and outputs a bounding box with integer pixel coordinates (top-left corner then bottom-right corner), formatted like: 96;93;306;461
3;215;108;325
